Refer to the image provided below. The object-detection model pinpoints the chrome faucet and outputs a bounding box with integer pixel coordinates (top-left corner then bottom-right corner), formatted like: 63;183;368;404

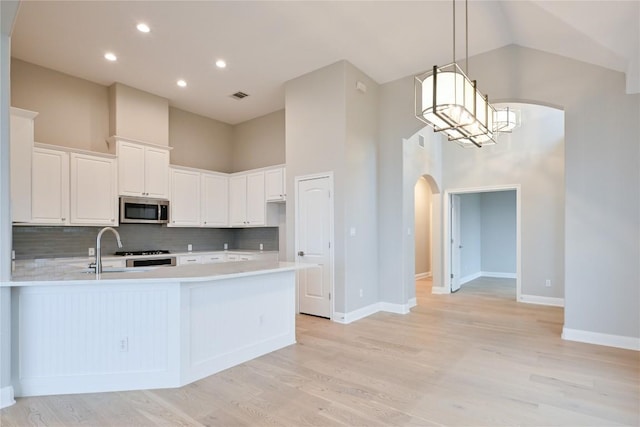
95;227;123;274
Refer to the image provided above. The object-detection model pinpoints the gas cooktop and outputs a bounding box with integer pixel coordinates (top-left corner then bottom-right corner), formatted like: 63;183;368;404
114;250;171;256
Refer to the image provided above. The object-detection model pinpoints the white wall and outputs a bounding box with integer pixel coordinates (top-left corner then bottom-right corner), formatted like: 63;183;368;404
481;191;517;275
459;193;482;280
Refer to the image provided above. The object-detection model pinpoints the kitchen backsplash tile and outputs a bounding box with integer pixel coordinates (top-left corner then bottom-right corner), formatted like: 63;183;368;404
12;225;278;260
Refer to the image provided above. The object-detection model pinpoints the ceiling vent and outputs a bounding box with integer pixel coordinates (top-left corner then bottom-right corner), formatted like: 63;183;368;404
230;91;249;100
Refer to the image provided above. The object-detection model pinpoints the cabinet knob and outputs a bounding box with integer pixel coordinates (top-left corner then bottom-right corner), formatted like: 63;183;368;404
298;251;305;257
61;217;66;221
111;218;115;222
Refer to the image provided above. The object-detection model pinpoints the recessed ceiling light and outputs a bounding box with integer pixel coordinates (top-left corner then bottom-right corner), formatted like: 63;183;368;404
215;59;227;69
104;52;117;61
137;23;150;33
177;79;187;88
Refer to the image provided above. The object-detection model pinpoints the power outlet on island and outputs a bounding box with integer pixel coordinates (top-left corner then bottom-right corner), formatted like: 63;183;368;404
187;244;193;252
88;248;95;256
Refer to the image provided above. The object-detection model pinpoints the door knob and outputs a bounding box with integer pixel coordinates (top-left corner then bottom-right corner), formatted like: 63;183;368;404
298;251;305;256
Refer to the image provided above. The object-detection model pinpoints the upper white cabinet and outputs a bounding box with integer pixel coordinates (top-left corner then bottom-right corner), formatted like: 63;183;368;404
116;139;170;199
265;167;286;202
169;167;201;227
31;147;69;225
30;146;118;226
169;167;229;227
229;171;265;227
201;172;228;227
69;153;117;226
10;107;38;223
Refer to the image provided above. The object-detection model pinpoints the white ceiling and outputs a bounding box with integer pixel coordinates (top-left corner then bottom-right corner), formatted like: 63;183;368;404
10;1;639;125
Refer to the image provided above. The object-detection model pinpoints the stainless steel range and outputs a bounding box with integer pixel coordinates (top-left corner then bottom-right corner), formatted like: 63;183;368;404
114;250;176;267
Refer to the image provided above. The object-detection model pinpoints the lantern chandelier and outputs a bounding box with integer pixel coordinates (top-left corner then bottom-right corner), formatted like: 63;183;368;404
415;0;510;148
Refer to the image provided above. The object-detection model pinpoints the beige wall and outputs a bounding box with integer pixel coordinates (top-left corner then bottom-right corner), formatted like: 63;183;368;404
11;59;283;173
169;107;233;172
232;109;285;172
414;177;431;275
109;83;169;146
10;58;110;153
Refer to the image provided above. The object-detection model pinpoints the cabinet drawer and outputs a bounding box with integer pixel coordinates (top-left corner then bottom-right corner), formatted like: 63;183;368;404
226;253;254;262
178;255;202;265
202;254;226;264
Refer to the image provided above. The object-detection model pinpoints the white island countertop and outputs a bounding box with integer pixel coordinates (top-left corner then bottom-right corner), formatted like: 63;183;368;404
4;261;301;287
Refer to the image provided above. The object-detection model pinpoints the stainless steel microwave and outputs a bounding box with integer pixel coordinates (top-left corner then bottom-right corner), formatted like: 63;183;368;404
119;197;170;224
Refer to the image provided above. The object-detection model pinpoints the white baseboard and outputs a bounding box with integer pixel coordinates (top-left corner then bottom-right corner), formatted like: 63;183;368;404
0;386;15;409
460;272;482;285
481;271;517;279
562;328;640;351
519;294;565;307
415;272;432;280
333;303;380;324
431;286;450;295
333;299;417;324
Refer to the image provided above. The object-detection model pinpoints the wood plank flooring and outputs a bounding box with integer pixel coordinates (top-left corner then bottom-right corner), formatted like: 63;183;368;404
2;277;638;426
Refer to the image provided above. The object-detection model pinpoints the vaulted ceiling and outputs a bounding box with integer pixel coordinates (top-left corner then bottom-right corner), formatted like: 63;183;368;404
10;1;639;124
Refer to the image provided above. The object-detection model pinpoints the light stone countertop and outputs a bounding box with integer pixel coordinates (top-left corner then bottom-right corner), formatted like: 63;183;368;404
5;260;301;287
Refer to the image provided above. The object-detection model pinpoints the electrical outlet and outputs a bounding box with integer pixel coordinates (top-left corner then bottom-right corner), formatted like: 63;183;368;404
119;337;128;352
187;244;193;251
545;279;551;287
259;243;264;251
224;243;228;250
88;248;95;256
359;289;363;298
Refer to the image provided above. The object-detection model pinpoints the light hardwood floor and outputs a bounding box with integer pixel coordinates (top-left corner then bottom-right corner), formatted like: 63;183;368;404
2;277;638;426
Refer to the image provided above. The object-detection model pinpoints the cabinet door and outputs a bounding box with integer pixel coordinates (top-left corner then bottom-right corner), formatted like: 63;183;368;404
246;172;265;226
265;168;285;202
10;108;37;222
117;141;146;197
228;175;248;226
31;147;69;224
70;153;117;226
201;173;228;227
144;147;170;198
170;168;201;226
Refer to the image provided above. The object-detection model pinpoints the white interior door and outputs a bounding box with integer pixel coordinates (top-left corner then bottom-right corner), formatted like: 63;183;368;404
451;194;462;292
296;175;332;318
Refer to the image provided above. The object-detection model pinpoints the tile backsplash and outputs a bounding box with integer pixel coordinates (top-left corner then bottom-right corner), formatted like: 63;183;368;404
12;224;278;260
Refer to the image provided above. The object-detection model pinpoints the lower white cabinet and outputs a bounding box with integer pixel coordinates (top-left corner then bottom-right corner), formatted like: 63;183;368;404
178;255;202;265
202;253;226;263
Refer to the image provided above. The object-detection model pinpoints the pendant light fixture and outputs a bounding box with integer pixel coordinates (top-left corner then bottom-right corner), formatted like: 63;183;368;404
415;0;497;148
494;107;521;133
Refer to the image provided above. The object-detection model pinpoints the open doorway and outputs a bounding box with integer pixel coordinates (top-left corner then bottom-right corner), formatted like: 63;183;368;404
449;189;519;298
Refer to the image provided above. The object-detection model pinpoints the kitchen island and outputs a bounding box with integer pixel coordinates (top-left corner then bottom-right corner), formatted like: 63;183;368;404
3;261;297;397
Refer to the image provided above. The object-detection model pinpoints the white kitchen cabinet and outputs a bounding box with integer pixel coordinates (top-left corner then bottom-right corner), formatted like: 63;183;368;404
69;153;117;226
201;172;228;227
178;254;202;265
169;167;201;227
226;253;254;262
265;167;286;202
10;107;38;223
229;172;265;226
201;253;226;263
31;147;69;225
116;139;169;198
